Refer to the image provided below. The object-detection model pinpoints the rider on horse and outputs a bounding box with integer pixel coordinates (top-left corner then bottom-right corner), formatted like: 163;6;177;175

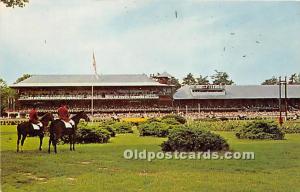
58;103;75;128
29;104;42;130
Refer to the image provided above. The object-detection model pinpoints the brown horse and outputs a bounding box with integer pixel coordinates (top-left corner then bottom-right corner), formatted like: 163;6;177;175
17;112;54;152
48;111;90;154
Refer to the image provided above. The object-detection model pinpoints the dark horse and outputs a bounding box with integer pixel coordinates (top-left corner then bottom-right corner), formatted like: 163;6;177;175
17;112;54;152
48;111;90;154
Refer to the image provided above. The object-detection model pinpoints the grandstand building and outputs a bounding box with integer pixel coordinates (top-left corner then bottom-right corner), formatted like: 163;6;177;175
173;85;300;112
11;74;174;113
10;74;300;114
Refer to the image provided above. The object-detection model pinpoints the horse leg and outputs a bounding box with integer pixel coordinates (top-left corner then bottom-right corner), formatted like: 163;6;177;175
17;131;21;152
48;135;52;154
20;134;27;152
69;134;72;151
72;134;75;151
39;134;44;151
53;136;57;154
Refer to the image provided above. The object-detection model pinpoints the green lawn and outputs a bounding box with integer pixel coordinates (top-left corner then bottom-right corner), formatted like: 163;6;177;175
1;125;300;192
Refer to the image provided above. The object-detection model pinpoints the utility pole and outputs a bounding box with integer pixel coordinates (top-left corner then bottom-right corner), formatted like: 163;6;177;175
279;76;282;126
91;85;94;123
0;87;2;118
284;76;288;120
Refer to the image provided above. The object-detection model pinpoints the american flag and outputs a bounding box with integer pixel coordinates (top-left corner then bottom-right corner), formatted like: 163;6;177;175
92;51;99;79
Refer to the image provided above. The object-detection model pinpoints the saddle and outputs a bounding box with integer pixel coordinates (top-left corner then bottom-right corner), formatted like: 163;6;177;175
62;119;75;128
31;122;43;130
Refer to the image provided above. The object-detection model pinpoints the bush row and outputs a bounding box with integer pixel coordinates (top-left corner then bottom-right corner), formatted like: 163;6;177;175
0;120;26;125
61;120;134;144
61;126;111;144
189;120;247;132
189;120;300;134
138;114;186;137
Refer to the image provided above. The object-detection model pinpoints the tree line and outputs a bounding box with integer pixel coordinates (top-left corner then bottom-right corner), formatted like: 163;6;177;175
0;74;31;115
169;71;300;88
0;0;28;8
261;74;300;85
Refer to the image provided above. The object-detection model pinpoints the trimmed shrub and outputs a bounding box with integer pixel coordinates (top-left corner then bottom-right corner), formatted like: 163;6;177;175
112;122;134;134
161;118;181;125
146;117;161;123
75;128;111;143
236;120;284;140
99;124;116;137
280;122;300;134
161;127;229;152
138;122;183;137
161;114;187;124
86;120;133;135
61;127;111;144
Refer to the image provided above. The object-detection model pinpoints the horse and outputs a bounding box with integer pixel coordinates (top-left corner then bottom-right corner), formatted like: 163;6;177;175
48;111;90;154
17;112;54;152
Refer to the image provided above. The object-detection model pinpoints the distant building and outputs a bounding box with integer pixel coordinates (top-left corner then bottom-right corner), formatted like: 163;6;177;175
173;85;300;112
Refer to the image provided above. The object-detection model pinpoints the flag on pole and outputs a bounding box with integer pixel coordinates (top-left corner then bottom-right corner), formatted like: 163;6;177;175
92;51;99;79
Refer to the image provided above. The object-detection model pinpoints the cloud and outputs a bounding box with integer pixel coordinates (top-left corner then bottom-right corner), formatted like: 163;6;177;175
0;0;300;84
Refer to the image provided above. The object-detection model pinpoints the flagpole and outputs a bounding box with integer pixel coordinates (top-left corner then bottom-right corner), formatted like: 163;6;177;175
91;50;97;123
91;84;94;123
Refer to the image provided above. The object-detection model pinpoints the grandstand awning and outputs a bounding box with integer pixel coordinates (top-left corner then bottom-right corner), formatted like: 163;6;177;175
174;85;300;99
10;74;170;87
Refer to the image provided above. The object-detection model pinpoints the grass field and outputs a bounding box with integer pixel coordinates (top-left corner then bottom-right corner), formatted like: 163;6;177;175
1;125;300;192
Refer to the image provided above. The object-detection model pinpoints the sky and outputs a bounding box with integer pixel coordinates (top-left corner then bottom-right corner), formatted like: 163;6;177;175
0;0;300;85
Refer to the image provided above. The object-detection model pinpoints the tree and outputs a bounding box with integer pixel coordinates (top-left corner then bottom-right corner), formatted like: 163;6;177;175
211;70;234;85
182;73;197;85
0;78;16;116
169;77;181;90
289;73;300;85
14;74;31;84
261;76;278;85
0;0;29;8
196;75;209;85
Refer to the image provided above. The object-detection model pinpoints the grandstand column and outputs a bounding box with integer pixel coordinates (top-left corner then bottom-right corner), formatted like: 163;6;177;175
185;105;188;115
279;76;288;124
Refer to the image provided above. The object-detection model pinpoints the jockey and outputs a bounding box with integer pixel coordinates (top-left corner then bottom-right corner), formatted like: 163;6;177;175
58;103;74;128
29;104;42;129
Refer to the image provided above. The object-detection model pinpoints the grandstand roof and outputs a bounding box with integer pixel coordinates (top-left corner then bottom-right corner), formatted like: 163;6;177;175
11;74;169;87
174;85;300;99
